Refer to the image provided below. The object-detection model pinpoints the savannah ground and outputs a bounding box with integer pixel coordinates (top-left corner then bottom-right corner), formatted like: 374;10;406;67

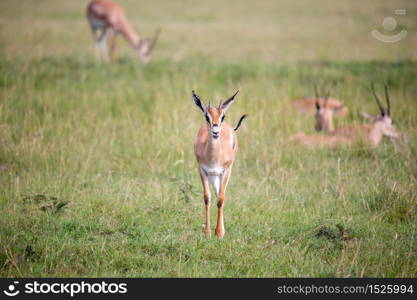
0;0;416;277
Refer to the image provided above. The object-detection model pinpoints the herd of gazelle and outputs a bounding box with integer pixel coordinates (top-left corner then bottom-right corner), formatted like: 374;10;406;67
86;0;400;238
292;83;398;148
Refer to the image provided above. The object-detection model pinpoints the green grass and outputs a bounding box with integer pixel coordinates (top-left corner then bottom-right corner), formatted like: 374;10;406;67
0;0;416;277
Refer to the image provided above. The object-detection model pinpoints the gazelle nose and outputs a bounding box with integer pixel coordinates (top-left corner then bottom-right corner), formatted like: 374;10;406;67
212;124;220;136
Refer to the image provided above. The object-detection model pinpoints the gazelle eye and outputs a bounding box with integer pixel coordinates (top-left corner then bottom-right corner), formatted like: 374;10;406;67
205;115;210;123
221;115;225;122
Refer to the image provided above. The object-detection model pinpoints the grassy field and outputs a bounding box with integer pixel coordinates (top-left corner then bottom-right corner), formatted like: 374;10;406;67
0;0;416;277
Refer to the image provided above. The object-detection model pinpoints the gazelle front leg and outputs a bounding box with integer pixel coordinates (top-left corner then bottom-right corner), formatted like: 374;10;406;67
90;27;103;60
96;28;108;62
215;167;232;238
199;168;211;237
107;28;117;63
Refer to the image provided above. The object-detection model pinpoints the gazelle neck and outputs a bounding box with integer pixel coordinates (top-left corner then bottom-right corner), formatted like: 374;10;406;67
368;122;384;146
206;132;221;162
117;19;141;49
324;120;335;134
322;110;335;134
124;31;141;50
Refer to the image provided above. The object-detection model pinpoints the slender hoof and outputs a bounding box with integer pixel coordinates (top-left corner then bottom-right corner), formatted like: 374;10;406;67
215;228;225;238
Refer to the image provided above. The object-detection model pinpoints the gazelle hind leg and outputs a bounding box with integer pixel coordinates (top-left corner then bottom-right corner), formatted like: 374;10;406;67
199;168;211;237
215;167;232;238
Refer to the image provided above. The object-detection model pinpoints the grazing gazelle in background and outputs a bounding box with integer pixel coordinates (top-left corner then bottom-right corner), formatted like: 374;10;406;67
86;0;160;63
291;84;347;117
192;90;247;238
292;83;398;147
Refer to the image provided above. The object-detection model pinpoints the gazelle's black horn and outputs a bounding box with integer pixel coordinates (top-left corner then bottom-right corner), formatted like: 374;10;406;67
384;83;391;116
323;84;332;107
324;80;336;101
371;83;385;116
313;83;320;109
149;28;161;51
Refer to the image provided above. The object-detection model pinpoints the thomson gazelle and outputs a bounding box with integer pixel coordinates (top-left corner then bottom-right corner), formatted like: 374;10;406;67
192;90;247;238
86;0;160;63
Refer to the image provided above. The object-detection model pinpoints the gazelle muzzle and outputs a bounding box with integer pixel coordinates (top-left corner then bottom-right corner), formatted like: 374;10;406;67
211;124;221;139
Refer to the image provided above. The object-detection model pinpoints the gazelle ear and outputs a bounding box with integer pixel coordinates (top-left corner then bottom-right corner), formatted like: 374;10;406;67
192;90;206;113
333;105;345;112
313;84;320;110
220;90;239;112
361;111;377;121
371;83;386;116
149;28;161;52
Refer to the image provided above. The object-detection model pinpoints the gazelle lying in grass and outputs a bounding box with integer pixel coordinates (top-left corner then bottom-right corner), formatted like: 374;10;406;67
192;91;247;238
314;84;347;133
291;84;347;117
86;0;160;63
293;84;398;147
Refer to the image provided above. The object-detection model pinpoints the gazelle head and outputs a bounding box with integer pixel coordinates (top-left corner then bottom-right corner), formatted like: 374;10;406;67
136;28;161;64
369;83;398;141
314;84;344;133
192;90;239;139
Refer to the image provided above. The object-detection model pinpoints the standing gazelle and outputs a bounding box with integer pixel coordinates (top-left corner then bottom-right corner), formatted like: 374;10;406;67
192;91;247;238
86;0;160;63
